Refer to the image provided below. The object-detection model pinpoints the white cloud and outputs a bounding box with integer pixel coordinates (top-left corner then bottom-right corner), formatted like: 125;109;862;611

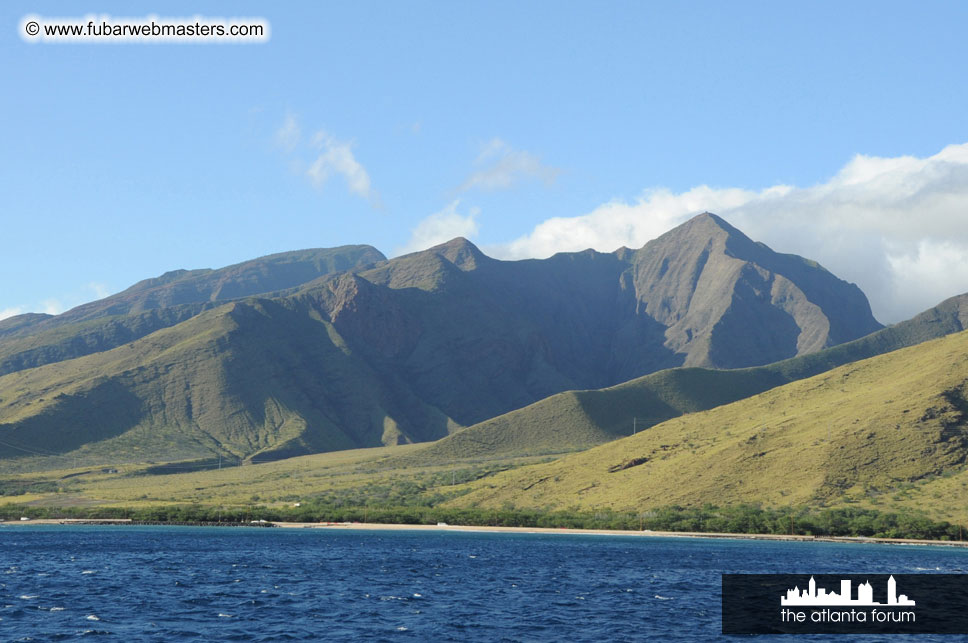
274;114;378;205
88;282;110;299
396;201;480;256
492;142;968;323
275;112;300;151
307;131;378;204
496;184;785;260
1;284;111;322
0;306;25;321
885;239;968;322
0;301;62;318
459;138;559;191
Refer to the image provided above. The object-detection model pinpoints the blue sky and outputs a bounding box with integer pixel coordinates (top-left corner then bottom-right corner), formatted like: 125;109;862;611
3;1;968;323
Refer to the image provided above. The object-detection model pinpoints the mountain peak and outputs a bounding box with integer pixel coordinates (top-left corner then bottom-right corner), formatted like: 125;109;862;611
430;237;487;270
628;211;881;368
431;236;479;252
671;211;746;240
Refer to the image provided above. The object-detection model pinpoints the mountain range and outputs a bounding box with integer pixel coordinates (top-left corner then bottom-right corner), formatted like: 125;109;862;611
0;213;892;466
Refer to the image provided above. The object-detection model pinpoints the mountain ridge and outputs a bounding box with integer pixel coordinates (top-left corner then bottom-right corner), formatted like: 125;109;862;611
0;213;888;466
0;245;387;377
0;245;386;340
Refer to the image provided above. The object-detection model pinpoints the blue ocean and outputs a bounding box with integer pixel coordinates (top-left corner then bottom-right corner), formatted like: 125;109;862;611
2;526;967;641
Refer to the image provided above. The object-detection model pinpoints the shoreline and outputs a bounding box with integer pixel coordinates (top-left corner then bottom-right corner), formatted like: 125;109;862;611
275;521;968;547
5;518;968;548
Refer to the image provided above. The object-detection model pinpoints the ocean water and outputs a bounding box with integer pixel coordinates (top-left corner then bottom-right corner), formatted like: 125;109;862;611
1;526;967;641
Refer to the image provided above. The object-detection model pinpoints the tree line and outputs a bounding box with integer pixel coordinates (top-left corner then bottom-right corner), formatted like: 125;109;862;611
1;502;965;541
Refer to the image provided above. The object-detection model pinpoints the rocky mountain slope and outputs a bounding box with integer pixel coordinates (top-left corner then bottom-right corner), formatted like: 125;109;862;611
0;214;884;466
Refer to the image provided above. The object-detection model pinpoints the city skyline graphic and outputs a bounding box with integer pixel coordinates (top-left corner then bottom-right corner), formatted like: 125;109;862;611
781;576;915;607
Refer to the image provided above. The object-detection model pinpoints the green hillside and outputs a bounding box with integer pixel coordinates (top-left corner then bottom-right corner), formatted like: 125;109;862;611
0;298;460;469
450;328;968;526
407;293;968;461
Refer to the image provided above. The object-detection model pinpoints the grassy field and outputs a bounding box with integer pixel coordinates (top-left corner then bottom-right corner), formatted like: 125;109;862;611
0;443;553;512
449;329;968;526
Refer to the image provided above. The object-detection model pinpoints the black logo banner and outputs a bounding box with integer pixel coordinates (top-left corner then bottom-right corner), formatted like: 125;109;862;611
722;574;968;634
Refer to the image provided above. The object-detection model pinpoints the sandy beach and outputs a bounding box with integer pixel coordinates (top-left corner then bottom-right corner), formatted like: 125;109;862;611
4;518;968;548
271;521;968;548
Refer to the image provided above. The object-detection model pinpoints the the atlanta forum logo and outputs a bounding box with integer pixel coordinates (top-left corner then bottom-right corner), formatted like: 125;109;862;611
721;573;968;634
780;575;915;624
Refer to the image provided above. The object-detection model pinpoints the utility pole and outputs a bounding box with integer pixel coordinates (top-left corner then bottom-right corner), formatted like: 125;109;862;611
633;417;637;435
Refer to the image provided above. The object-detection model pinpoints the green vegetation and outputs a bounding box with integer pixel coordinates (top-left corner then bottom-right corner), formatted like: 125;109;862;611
0;297;460;468
453;329;968;527
0;444;553;513
0;479;58;496
0;503;961;542
4;320;968;542
4;312;968;538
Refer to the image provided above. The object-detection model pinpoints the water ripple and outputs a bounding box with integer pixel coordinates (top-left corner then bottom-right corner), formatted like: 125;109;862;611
1;526;967;640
